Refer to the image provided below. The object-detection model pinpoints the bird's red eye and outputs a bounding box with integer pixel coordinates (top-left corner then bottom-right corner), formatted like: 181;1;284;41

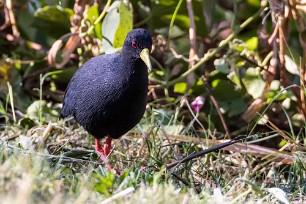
132;41;138;48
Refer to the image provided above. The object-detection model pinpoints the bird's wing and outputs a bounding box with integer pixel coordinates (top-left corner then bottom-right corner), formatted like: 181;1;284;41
60;69;80;118
60;54;122;120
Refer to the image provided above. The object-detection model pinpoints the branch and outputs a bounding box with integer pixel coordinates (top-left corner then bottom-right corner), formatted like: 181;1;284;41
186;0;197;67
186;0;197;91
166;139;240;169
166;8;263;87
6;0;20;39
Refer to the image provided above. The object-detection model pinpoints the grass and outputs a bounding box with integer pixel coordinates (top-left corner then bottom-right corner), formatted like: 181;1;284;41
0;92;305;203
1;1;306;202
1;103;305;204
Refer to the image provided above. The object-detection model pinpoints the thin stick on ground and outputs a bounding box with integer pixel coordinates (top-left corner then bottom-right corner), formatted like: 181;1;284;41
166;139;240;169
171;173;191;186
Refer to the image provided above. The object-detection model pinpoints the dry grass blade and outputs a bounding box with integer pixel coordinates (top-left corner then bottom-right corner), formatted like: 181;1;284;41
266;120;293;142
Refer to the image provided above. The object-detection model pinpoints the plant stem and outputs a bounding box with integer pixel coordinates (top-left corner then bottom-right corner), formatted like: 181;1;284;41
201;76;230;137
165;8;263;87
82;0;112;37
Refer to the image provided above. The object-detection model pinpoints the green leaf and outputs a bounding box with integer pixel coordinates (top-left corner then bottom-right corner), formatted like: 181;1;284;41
94;171;115;195
228;70;242;89
162;125;184;134
102;1;133;54
50;67;77;83
18;117;36;130
219;98;247;117
34;5;73;25
155;70;165;76
118;170;130;185
265;91;287;103
242;67;265;99
87;4;103;40
0;101;8;122
285;55;299;75
247;0;261;7
245;37;258;51
214;57;230;74
150;0;209;36
33;5;73;40
174;82;187;94
211;79;243;101
26;100;59;122
269;80;280;91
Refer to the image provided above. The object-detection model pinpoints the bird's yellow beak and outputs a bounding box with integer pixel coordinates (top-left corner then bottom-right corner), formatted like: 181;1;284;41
140;48;152;72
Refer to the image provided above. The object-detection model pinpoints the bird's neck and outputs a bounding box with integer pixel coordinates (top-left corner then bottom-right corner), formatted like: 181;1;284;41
120;52;146;72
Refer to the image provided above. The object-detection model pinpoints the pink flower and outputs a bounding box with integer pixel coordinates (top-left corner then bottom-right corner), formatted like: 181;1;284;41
191;96;205;112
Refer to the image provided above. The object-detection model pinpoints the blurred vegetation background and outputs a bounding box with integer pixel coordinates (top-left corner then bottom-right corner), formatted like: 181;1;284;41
0;0;305;134
0;0;306;203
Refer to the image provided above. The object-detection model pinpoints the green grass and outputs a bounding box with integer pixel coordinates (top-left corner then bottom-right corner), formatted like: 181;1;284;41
0;93;305;203
1;0;306;203
1;113;305;203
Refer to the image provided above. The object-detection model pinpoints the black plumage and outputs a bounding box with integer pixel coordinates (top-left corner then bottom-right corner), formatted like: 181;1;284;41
60;28;152;161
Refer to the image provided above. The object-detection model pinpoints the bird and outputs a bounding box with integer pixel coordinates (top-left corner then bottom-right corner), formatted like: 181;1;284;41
60;28;152;167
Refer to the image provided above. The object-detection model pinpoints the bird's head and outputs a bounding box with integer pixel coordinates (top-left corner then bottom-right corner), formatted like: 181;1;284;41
123;28;153;71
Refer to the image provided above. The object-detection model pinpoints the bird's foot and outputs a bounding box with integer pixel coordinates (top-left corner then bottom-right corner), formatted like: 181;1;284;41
95;138;121;176
103;137;112;156
95;139;108;162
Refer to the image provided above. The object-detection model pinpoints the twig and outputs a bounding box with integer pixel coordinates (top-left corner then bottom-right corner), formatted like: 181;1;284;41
126;134;293;163
166;8;263;87
301;54;306;121
166;139;240;169
6;0;20;39
186;0;197;65
287;0;306;120
186;0;197;91
40;122;56;146
171;173;190;186
201;76;230;137
169;48;197;62
267;22;279;45
82;0;112;37
0;132;20;141
278;14;286;84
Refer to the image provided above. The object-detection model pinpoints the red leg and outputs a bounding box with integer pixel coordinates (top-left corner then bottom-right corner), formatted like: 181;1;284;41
103;137;112;156
95;139;106;161
95;138;116;173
